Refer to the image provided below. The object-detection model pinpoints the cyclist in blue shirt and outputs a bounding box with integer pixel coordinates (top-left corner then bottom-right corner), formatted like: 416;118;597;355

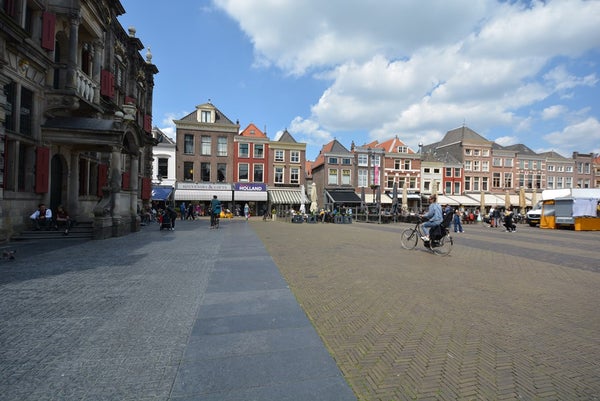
421;194;443;241
210;195;221;229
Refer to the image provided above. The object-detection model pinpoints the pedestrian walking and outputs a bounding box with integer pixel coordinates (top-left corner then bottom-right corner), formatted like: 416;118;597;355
453;209;464;233
179;202;186;220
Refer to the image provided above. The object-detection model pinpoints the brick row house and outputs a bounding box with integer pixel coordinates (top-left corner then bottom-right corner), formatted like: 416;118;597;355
1;0;158;240
172;103;307;217
163;107;596;217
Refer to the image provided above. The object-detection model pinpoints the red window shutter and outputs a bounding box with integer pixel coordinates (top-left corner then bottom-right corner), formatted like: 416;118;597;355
141;177;151;200
100;70;114;98
144;114;152;133
122;172;130;190
35;147;50;194
41;12;56;51
97;164;108;197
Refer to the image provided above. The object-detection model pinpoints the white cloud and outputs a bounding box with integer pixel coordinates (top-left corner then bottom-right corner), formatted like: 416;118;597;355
214;0;600;155
542;105;568;120
288;116;333;148
494;136;519;147
543;117;600;155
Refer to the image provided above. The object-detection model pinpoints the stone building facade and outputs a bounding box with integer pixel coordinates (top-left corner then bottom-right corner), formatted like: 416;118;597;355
0;0;158;240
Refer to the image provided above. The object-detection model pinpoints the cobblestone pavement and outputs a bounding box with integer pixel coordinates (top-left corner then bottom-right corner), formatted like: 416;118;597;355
251;220;600;401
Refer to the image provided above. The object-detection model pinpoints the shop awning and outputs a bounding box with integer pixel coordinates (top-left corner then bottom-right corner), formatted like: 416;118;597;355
325;189;362;204
151;187;173;201
448;195;480;206
364;193;393;204
234;191;268;202
174;189;233;201
437;195;460;206
269;189;304;205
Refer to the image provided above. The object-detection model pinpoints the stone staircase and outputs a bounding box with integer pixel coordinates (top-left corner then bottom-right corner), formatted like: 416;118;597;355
11;221;94;242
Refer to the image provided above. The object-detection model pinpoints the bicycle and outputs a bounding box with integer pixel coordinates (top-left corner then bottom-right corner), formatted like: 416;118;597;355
210;212;220;229
400;217;453;256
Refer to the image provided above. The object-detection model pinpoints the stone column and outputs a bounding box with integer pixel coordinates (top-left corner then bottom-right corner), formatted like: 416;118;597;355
68;152;80;218
129;154;140;231
66;13;80;90
92;39;103;104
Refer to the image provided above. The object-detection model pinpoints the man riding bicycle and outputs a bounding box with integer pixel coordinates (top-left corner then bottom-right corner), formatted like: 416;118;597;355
210;195;221;229
421;194;443;242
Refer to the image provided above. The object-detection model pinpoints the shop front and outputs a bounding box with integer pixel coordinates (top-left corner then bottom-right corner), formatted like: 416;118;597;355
174;182;233;215
233;183;268;217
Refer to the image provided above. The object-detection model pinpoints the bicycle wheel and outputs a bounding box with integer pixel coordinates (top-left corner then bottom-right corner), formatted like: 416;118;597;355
400;229;419;250
432;234;453;256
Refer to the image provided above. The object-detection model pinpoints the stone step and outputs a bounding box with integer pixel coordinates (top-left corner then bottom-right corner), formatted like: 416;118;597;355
12;222;94;241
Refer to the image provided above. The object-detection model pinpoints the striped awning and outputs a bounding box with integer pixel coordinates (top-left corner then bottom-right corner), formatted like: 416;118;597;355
269;189;304;205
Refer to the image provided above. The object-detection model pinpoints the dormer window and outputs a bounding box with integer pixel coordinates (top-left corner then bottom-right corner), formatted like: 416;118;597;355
397;146;407;153
200;110;212;122
197;105;215;123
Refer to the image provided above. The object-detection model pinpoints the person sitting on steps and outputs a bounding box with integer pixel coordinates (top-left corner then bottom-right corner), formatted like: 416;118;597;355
55;205;74;235
30;203;52;231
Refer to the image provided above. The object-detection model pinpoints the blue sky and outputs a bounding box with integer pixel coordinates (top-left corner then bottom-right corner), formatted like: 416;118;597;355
119;0;600;161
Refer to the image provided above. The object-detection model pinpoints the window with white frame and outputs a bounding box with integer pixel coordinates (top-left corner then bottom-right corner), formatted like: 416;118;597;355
397;146;407;153
445;182;452;194
464;161;471;171
238;163;249;181
239;143;249;158
473;160;480;171
372;155;381;166
473;176;480;191
201;110;211;122
454;168;461;177
474;149;481;156
328;168;338;185
504;173;512;188
275;150;284;162
482;149;489;157
342;158;351;165
328;157;338;164
493;172;501;188
201;136;211;155
445;168;452;177
274;166;284;183
217;137;227;156
547;176;554;188
464;177;471;191
253;164;263;182
184;134;194;154
358;154;368;166
453;182;461;194
547;164;555;171
341;169;351;185
493;157;502;167
465;149;472;155
482;161;489;172
505;158;513;167
254;144;264;158
403;160;411;170
358;169;368;187
290;151;300;163
290;167;299;184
